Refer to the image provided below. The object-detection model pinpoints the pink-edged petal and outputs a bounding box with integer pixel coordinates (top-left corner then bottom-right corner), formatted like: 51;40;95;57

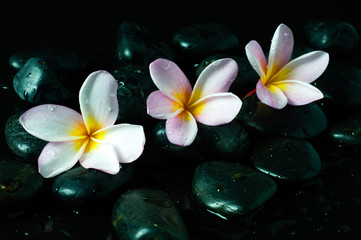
166;111;197;147
146;90;183;119
245;40;267;79
94;124;145;163
38;139;87;178
19;104;87;142
273;51;329;84
190;93;242;126
79;70;119;134
149;58;192;104
189;58;238;103
267;24;294;78
256;80;288;109
276;80;324;105
79;142;120;175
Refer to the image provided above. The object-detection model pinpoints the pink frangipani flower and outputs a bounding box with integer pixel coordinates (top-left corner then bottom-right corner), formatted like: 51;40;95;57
245;23;329;109
19;70;146;178
147;58;242;147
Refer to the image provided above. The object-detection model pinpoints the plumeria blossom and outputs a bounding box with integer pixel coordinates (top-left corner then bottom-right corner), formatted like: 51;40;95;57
147;58;242;147
245;23;329;109
19;70;146;178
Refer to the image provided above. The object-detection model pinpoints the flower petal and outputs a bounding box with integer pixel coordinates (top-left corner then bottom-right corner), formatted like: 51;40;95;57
146;90;183;119
190;93;242;126
245;40;267;79
256;80;288;109
149;58;192;104
94;124;146;163
189;58;238;103
276;80;324;105
267;24;294;78
79;70;119;134
38;139;87;178
166;111;197;147
19;104;87;142
79;142;121;175
273;51;329;84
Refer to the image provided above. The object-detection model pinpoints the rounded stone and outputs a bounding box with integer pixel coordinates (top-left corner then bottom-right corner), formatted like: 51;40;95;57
192;161;277;218
328;114;361;148
172;22;239;60
0;158;43;210
5;112;47;161
305;19;359;54
250;137;322;181
13;57;75;104
52;164;134;206
112;188;189;240
238;95;327;138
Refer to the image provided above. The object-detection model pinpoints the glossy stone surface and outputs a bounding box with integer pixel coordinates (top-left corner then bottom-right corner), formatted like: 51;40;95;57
305;19;359;54
192;161;277;218
5;112;46;160
172;22;239;60
12;57;74;104
250;137;322;181
238;95;327;138
0;158;43;210
52;164;134;206
112;188;189;240
328;114;361;148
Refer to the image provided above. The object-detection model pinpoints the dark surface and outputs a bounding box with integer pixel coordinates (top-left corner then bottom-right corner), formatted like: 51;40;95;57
1;2;361;240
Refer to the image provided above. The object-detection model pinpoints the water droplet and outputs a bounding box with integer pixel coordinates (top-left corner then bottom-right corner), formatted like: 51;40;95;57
26;72;32;78
110;92;116;97
46;149;56;157
106;106;112;112
48;105;56;112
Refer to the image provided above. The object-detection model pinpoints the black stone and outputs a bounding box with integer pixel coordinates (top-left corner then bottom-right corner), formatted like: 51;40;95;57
5;112;47;161
195;120;250;160
112;63;157;124
9;49;89;71
238;95;327;138
250;137;322;181
112;188;189;240
172;23;239;60
192;161;277;218
328;114;361;148
314;64;361;106
305;19;359;54
13;57;75;104
0;158;43;211
115;21;175;65
52;164;134;206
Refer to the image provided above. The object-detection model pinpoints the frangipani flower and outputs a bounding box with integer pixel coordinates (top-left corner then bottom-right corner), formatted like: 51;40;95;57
147;58;242;147
245;23;329;109
19;70;146;178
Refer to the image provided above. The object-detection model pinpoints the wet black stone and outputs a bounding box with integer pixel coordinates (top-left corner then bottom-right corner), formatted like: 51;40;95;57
251;137;322;181
328;114;361;148
0;158;43;211
172;23;239;60
111;188;189;240
5;112;47;161
9;49;89;71
52;164;134;206
195;121;250;160
112;63;157;124
305;19;359;54
192;161;277;218
238;95;327;138
115;21;175;65
314;64;361;106
13;57;75;104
